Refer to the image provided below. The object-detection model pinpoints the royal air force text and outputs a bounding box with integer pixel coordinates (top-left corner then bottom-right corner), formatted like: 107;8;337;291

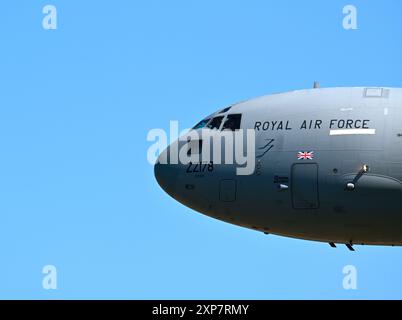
254;119;371;131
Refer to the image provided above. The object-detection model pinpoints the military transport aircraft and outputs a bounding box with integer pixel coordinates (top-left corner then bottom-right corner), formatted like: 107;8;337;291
154;86;402;250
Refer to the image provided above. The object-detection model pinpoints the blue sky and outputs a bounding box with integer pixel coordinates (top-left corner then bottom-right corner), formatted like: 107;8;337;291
0;0;402;299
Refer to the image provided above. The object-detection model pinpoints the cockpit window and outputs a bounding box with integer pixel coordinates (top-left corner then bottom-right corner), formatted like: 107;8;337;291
193;119;210;130
222;114;242;131
206;116;224;130
219;106;232;114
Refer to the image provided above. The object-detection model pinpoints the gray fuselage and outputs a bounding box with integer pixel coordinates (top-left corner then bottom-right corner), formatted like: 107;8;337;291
155;87;402;246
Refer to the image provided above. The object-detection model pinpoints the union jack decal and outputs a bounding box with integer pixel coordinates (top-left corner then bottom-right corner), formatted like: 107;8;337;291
297;151;314;160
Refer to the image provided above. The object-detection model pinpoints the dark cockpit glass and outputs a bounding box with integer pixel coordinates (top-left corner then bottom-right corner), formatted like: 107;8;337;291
222;114;242;131
206;116;224;130
193;119;211;130
219;106;232;114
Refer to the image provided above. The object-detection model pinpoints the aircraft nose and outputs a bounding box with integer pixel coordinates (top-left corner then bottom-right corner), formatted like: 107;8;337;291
154;159;178;198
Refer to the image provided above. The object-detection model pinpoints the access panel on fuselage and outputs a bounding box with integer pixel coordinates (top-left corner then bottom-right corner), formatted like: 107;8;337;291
292;164;319;210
